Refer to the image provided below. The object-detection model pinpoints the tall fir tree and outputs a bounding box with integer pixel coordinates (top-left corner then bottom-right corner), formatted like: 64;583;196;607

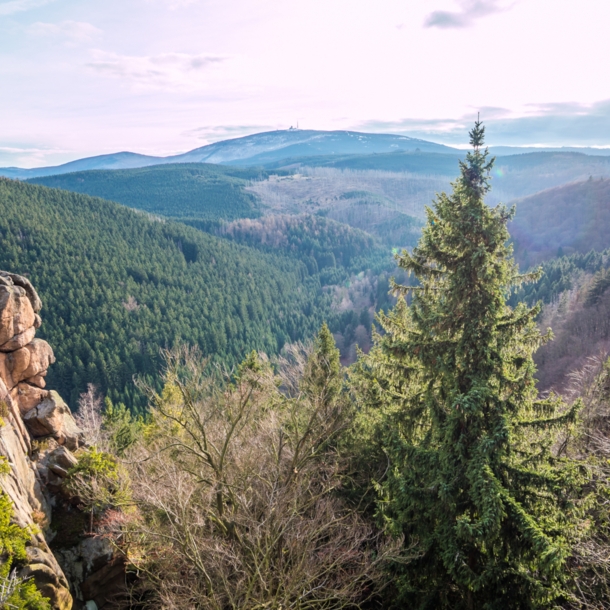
354;121;585;609
302;322;342;406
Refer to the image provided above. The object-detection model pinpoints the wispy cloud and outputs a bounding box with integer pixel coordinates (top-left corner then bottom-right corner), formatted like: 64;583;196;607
28;21;102;44
0;145;52;154
0;144;71;168
356;101;610;147
0;0;55;16
86;51;227;90
424;0;513;29
183;124;277;143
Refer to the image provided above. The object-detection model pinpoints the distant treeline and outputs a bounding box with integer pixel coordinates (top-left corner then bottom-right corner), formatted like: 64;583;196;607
28;163;282;221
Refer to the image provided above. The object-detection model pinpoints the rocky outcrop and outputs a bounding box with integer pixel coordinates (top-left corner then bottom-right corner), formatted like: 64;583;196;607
0;272;117;609
23;392;85;451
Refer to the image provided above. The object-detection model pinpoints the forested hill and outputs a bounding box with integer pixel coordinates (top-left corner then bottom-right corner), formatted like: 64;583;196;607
29;163;271;222
0;178;335;410
510;177;610;267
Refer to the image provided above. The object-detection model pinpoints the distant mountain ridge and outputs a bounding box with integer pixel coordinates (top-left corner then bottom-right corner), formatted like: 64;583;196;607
0;151;164;180
488;146;610;157
6;127;610;181
0;129;458;179
5;128;610;181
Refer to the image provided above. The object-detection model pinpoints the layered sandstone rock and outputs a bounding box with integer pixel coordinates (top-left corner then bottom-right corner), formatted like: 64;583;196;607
0;274;37;346
0;272;85;609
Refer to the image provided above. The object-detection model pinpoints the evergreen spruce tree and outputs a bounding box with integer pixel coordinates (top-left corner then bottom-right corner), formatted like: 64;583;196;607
302;323;342;406
585;267;610;307
356;121;585;609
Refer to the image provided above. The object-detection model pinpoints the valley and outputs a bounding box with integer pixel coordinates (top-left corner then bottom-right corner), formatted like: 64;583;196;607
3;127;610;609
18;130;610;402
4;0;610;605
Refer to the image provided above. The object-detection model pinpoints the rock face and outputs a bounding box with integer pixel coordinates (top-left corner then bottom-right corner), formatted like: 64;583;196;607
0;272;117;609
0;275;37;346
23;392;85;451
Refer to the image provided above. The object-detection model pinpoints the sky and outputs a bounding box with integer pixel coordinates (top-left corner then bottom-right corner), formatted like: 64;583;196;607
1;0;610;167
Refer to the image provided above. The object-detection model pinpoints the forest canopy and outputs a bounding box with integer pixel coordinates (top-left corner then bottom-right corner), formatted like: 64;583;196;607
0;178;346;410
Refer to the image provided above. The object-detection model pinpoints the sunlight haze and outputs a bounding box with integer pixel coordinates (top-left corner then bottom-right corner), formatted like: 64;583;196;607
1;0;609;166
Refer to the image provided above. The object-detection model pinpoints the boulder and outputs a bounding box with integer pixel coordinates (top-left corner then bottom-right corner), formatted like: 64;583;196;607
23;391;85;450
20;563;73;610
0;271;43;313
80;537;115;576
45;445;79;479
7;339;55;388
81;555;128;610
61;409;86;452
28;374;47;389
7;346;30;384
26;545;71;590
0;284;36;345
11;382;49;415
0;325;36;352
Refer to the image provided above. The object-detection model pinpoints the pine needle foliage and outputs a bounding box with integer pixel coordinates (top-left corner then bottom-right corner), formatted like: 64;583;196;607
355;121;586;609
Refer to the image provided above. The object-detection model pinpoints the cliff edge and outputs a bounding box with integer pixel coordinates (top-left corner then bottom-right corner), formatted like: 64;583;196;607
0;272;118;610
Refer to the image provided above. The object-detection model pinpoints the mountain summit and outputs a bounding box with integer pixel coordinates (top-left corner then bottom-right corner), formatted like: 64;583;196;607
0;129;457;179
167;129;457;166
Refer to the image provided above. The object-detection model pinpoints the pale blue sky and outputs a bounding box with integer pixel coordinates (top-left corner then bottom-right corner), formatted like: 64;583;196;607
1;0;610;167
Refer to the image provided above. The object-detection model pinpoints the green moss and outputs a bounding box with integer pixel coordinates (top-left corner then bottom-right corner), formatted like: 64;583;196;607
0;399;9;427
0;494;50;609
0;494;28;560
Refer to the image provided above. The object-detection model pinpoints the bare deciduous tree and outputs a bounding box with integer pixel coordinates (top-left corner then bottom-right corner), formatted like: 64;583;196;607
561;354;610;609
115;337;398;609
74;383;105;448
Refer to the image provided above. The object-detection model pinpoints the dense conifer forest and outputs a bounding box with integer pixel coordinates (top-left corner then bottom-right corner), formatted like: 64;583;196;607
29;164;272;221
510;248;610;306
0;178;355;410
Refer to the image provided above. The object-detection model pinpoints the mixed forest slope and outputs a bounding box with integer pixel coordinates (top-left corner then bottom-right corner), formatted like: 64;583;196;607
31;164;427;248
510;249;610;391
264;151;610;204
30;154;610;257
0;178;340;410
207;214;386;271
510;177;610;266
23;155;610;401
